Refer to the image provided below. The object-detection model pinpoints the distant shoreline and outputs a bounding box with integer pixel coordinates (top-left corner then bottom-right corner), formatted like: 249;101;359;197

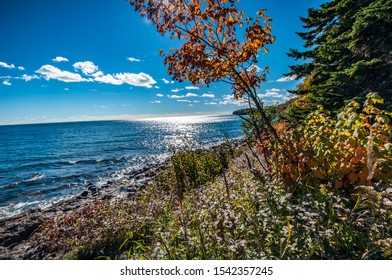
0;113;238;127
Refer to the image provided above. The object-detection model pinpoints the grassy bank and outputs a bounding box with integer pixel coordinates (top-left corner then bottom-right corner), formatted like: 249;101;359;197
31;135;391;259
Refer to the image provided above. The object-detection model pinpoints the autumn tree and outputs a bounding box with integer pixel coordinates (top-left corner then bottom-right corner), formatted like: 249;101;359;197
128;0;278;139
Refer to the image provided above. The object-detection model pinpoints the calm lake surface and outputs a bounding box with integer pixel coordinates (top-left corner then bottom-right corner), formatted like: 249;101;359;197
0;115;243;218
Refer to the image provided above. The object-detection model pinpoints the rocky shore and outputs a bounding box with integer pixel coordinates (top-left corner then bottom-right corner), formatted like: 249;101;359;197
0;138;245;260
0;159;169;260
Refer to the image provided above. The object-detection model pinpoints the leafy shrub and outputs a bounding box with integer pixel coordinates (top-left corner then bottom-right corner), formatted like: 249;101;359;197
258;92;392;191
170;139;234;199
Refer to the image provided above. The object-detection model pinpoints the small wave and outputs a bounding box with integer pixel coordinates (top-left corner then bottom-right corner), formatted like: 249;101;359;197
24;172;44;182
3;172;44;189
69;157;127;165
7;157;127;171
0;195;73;219
33;184;74;196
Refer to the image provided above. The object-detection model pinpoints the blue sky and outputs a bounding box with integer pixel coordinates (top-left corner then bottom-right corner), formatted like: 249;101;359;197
0;0;325;125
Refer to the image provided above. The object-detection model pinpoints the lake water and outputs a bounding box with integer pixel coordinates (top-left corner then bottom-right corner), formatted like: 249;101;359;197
0;115;243;218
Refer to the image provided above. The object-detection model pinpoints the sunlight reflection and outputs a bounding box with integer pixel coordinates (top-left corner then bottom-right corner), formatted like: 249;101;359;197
139;115;237;149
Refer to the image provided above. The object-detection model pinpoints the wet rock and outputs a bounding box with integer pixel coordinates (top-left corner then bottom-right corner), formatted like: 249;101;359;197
88;186;98;193
79;190;89;198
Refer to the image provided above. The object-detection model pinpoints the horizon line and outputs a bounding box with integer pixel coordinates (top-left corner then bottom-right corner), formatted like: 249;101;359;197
0;111;236;126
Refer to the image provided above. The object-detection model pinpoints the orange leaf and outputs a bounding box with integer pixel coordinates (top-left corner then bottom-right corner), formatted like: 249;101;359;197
313;169;325;180
348;173;358;184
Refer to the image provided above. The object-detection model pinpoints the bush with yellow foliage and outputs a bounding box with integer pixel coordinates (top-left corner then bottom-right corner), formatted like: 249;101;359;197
258;92;391;192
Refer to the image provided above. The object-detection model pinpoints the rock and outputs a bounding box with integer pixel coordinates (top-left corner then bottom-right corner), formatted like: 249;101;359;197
79;190;89;198
85;182;95;188
88;186;98;193
62;205;77;212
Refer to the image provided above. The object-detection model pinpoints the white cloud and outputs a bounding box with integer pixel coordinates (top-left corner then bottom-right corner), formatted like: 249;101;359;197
162;78;174;84
18;66;25;71
171;88;182;93
156;93;164;97
64;88;69;91
36;61;157;88
204;102;218;105
219;94;247;106
0;62;15;69
248;65;262;73
283;95;295;101
93;72;156;88
202;93;215;98
127;57;141;62
276;75;296;82
91;71;104;78
188;104;194;107
114;72;156;88
36;65;92;82
52;56;69;63
185;86;199;90
255;88;294;105
154;86;160;89
94;73;123;85
257;89;285;99
167;94;185;99
186;92;198;97
21;74;40;81
177;99;191;103
193;100;200;103
73;61;99;75
3;80;12;86
0;74;40;82
151;100;161;104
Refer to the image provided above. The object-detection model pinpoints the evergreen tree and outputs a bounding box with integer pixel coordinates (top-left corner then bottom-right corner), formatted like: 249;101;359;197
287;0;392;112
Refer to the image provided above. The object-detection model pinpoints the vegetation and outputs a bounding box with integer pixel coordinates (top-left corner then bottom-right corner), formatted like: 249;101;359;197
287;0;392;114
258;92;392;190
